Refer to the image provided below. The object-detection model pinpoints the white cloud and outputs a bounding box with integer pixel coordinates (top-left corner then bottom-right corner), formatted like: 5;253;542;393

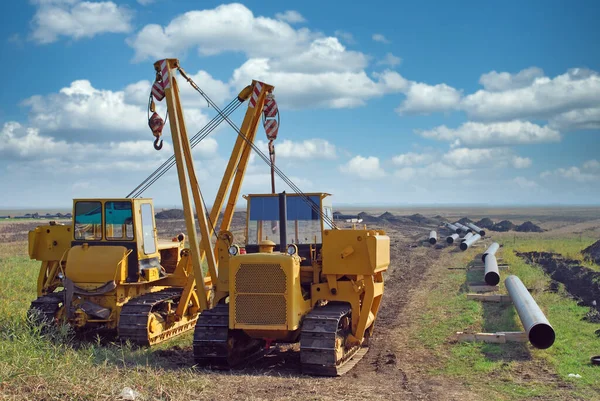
549;107;600;131
274;10;306;24
418;120;561;147
377;52;402;67
256;139;336;159
512;156;532;169
340;155;385;179
479;67;545;92
513;176;538;189
396;82;462;115
583;159;600;170
372;33;390;44
442;148;500;167
391;152;434;167
541;165;599;183
31;0;133;44
334;30;355;44
137;0;154;4
462;68;600;121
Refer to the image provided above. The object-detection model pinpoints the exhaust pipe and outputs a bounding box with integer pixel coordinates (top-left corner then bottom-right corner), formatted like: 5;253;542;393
482;242;500;263
484;254;500;286
446;233;459;244
279;191;287;252
429;231;437;245
460;233;481;251
505;275;555;349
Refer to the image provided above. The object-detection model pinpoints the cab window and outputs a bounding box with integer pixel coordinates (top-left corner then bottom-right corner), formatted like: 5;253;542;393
74;201;102;240
140;203;156;254
105;201;134;240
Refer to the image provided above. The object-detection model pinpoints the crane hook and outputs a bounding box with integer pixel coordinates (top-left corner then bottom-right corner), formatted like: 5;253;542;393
154;137;163;150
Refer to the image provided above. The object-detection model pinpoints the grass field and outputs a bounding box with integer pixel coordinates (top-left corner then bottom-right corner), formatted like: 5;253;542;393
410;237;600;400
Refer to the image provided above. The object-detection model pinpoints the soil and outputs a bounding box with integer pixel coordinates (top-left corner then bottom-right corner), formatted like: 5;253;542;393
517;251;600;312
581;239;600;265
155;209;185;219
515;221;544;233
492;220;516;232
476;218;494;229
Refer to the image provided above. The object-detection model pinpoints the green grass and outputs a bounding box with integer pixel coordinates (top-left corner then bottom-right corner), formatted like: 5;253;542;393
0;242;210;400
412;238;600;401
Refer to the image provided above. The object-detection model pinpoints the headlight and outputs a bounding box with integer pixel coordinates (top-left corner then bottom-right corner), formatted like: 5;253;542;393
287;244;297;255
228;245;239;256
58;272;64;279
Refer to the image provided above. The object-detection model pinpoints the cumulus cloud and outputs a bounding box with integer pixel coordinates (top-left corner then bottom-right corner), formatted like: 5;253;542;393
397;82;462;115
377;53;402;67
512;156;532;169
513;176;538;189
334;30;355;44
462;68;600;121
274;10;306;24
418;120;561;147
137;0;154;4
541;164;600;183
583;159;600;170
391;152;434;167
30;0;133;44
372;33;390;44
340;155;386;179
256;139;336;159
549;107;600;131
479;67;545;92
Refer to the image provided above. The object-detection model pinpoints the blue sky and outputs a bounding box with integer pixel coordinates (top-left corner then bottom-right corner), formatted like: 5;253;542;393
1;0;599;208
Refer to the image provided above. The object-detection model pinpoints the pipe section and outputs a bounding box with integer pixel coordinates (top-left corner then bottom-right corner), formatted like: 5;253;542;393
460;233;481;251
446;233;459;244
446;223;460;233
429;231;437;245
482;242;500;262
460;232;473;243
454;222;472;234
505;275;555;349
484;254;500;286
466;222;486;237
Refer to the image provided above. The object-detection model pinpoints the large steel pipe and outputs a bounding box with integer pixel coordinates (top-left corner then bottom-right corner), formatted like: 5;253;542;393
460;232;473;243
460;233;481;251
466;222;486;237
505;275;555;349
455;222;472;234
482;242;500;262
446;223;460;233
429;231;437;245
446;233;459;244
484;254;500;285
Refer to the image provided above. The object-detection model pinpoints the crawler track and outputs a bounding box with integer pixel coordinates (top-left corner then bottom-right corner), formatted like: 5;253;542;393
300;302;367;376
28;293;63;325
118;288;197;346
192;303;266;368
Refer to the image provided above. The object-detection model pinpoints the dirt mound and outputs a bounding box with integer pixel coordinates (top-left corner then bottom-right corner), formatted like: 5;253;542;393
476;218;494;229
379;212;396;220
517;251;600;312
491;220;516;232
457;217;473;225
155;209;185;219
582;239;600;265
515;221;543;232
407;213;436;225
357;212;382;223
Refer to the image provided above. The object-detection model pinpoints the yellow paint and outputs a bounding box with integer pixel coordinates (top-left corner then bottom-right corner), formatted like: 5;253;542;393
66;245;128;283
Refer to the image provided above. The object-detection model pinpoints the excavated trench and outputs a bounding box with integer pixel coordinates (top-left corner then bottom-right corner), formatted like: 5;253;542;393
517;251;600;323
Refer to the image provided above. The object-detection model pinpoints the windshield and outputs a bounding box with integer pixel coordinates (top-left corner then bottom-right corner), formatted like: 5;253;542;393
74;201;102;240
247;195;323;245
105;201;134;240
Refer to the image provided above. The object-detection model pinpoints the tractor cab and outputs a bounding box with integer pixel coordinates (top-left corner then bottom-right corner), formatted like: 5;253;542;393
71;198;181;283
243;192;334;264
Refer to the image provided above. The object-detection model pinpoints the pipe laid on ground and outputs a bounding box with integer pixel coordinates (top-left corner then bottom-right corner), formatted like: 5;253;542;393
460;233;481;251
446;233;459;244
505;275;555;349
446;223;460;233
466;222;486;237
460;232;473;243
429;231;437;245
484;254;500;285
482;242;500;262
455;222;472;234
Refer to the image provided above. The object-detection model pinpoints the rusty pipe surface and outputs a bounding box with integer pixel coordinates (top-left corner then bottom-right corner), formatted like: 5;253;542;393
446;233;459;244
505;275;555;349
429;231;437;245
484;254;500;285
482;242;500;262
466;222;486;237
460;233;480;251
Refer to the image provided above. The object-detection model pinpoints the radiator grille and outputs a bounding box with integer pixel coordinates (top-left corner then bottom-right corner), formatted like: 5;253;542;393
234;263;287;326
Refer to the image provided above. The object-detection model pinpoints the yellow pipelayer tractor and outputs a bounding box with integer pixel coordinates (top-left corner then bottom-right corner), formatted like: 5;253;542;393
27;58;390;375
